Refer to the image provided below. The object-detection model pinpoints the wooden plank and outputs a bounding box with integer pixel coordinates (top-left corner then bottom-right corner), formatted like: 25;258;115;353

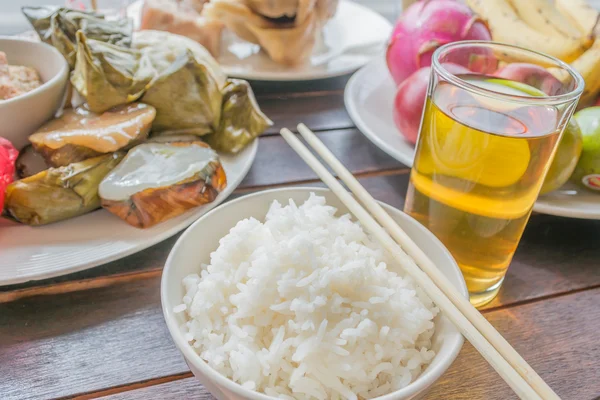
3;173;600;311
488;214;600;309
0;278;189;400
258;92;354;135
424;288;600;399
239;129;406;188
97;378;208;400
251;76;349;97
97;289;600;400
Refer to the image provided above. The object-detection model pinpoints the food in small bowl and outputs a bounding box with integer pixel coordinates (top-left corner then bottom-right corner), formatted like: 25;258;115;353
0;51;42;100
0;38;69;150
162;188;467;400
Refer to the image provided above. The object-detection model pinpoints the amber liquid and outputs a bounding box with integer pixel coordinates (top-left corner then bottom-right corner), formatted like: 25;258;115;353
404;76;561;307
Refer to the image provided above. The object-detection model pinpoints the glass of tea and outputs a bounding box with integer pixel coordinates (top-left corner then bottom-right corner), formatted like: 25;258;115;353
404;41;584;308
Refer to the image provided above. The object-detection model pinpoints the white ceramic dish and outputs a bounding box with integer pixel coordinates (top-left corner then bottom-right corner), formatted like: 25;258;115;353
127;0;392;81
0;140;257;286
0;37;69;150
534;182;600;219
162;187;467;400
345;56;600;220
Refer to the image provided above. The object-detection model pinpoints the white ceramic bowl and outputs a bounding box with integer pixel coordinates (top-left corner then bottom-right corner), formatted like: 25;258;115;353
0;37;69;150
162;187;468;400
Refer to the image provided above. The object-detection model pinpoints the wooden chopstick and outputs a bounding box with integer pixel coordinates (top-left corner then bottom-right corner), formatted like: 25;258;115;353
294;123;561;400
280;126;553;400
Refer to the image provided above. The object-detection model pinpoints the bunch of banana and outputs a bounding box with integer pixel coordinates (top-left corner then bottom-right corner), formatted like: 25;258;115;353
467;0;600;106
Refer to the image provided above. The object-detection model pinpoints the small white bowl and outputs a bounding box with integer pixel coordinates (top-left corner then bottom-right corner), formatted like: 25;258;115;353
162;187;468;400
0;37;69;150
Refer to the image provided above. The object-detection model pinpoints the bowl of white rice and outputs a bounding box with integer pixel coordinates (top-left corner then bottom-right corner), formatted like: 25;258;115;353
162;187;467;400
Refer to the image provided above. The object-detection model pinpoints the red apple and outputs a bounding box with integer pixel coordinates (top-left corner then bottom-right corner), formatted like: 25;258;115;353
393;63;471;144
495;63;565;96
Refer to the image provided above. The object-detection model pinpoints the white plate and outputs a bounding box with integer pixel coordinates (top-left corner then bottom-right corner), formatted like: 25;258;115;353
534;182;600;219
345;56;600;220
0;140;257;286
128;0;392;81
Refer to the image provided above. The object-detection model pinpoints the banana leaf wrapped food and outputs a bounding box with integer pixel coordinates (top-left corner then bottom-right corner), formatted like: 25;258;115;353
29;103;156;167
71;34;149;113
140;50;223;135
70;30;271;149
22;6;132;68
5;153;124;225
203;79;272;153
72;30;225;116
99;141;227;228
15;145;50;178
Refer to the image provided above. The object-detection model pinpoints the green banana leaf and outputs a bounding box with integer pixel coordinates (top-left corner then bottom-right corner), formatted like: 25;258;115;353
71;32;150;113
22;6;132;68
4;153;124;225
132;30;227;89
203;79;273;153
140;50;222;135
71;30;225;132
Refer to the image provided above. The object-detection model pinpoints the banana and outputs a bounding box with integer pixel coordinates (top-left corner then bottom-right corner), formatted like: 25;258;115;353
571;39;600;105
555;0;599;37
466;0;587;63
507;0;582;39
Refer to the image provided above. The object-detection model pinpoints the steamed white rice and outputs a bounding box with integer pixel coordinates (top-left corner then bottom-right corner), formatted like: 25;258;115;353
176;194;438;399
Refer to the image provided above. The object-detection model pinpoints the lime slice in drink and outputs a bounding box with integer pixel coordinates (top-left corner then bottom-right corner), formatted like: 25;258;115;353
423;95;531;188
476;78;547;97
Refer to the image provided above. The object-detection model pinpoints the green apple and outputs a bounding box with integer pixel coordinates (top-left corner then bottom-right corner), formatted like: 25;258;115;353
481;78;547;97
571;107;600;193
480;78;583;194
540;118;583;195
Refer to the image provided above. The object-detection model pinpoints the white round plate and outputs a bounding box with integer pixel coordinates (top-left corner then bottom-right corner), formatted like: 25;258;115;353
0;140;257;286
219;1;392;81
128;0;392;81
345;56;600;220
534;182;600;219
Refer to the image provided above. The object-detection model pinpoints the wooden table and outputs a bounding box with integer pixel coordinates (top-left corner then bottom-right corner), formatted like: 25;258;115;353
2;5;600;400
2;74;600;400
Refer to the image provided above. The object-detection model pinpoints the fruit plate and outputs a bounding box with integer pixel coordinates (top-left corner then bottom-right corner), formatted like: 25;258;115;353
345;56;600;220
127;0;392;81
0;140;257;286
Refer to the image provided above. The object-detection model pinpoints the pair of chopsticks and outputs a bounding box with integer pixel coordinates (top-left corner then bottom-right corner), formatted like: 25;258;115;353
280;124;560;400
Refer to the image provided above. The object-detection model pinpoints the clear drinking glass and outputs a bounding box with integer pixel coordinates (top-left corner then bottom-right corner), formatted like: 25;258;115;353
403;41;584;307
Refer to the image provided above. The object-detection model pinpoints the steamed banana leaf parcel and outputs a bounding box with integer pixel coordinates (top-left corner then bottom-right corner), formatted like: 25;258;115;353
204;79;273;153
71;30;225;127
5;153;124;225
22;6;132;68
134;30;228;137
71;32;150;113
71;30;271;150
99;141;226;229
29;103;156;167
